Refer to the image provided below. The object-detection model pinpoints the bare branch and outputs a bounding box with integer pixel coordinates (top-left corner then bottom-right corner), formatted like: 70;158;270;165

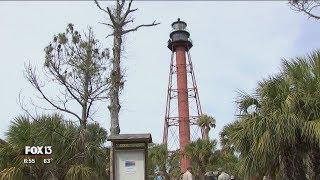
86;99;94;120
99;22;114;28
123;19;134;26
25;64;82;122
107;7;117;25
46;59;84;106
106;33;115;38
289;0;320;20
94;0;117;26
94;0;108;14
119;0;125;11
122;20;160;34
18;92;37;121
30;99;56;111
121;0;136;24
301;8;320;19
129;8;138;13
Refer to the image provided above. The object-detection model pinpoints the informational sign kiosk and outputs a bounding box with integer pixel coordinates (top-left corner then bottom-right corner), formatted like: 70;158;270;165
108;134;152;180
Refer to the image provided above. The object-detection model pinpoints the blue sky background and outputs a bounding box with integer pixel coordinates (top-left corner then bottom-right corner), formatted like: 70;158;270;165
1;1;320;145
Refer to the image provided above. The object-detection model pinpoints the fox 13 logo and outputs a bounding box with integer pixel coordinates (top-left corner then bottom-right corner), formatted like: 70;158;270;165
25;146;52;155
23;146;52;164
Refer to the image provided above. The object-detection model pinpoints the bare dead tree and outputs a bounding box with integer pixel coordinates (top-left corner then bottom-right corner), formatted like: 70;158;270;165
289;0;320;20
25;23;110;130
94;1;159;179
94;0;160;135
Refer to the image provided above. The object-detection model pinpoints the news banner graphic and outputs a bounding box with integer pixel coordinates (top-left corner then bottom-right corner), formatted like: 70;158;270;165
22;146;53;164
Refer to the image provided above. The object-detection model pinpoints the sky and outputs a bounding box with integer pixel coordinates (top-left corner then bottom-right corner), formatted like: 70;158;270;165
1;1;320;146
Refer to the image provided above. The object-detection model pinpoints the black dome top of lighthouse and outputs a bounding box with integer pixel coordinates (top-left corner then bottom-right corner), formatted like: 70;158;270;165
168;18;193;51
171;18;187;30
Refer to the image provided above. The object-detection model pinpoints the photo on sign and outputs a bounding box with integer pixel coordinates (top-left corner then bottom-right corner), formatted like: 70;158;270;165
125;160;136;174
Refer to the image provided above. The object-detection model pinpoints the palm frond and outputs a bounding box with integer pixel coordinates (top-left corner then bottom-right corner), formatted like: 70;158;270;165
65;164;95;180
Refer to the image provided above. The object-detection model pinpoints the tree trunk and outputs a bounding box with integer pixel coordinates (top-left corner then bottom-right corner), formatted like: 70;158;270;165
292;139;307;180
79;57;90;165
309;144;320;180
268;170;276;180
280;145;295;180
292;155;306;179
204;127;209;140
109;27;122;180
266;165;277;180
250;176;260;180
280;143;306;180
108;2;123;180
109;30;122;135
201;127;205;140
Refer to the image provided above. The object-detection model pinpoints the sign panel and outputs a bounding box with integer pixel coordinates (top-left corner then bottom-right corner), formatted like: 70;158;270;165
115;150;145;180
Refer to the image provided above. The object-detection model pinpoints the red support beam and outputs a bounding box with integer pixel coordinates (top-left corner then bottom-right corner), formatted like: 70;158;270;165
175;46;191;172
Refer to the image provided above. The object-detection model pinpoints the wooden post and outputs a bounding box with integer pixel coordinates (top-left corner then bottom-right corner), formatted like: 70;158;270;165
110;143;114;180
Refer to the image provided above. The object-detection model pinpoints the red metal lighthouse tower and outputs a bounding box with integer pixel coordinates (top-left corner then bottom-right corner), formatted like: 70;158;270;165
163;19;203;173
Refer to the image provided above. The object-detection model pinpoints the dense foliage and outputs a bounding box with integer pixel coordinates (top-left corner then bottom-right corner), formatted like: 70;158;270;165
221;50;320;179
0;114;109;180
148;140;239;180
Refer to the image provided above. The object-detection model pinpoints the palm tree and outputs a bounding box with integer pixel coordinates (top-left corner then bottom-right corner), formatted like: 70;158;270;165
0;114;109;180
281;51;320;179
257;76;306;179
221;76;306;179
148;144;183;180
221;51;320;179
184;139;217;180
207;149;240;179
198;115;216;140
220;111;273;179
148;144;169;179
167;150;180;179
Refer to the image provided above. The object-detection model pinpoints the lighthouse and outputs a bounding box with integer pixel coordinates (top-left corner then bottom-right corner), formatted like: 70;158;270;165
163;18;203;173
